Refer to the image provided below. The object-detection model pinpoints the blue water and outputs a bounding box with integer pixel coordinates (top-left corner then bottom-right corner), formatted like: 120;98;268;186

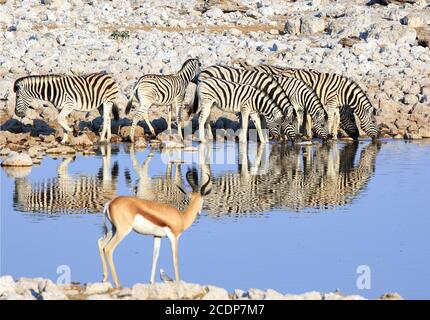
1;140;429;299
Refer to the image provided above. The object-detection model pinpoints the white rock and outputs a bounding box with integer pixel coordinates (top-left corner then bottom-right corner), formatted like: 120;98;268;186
1;152;33;167
202;286;230;300
205;8;223;19
132;282;206;300
0;275;15;297
284;16;301;35
260;6;274;17
247;288;266;300
0;148;11;156
264;289;285;300
401;14;426;29
301;16;326;35
0;80;12;100
85;282;113;295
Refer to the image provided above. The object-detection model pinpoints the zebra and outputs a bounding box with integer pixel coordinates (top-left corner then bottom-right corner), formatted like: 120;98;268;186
198;65;329;140
246;65;378;140
195;77;289;143
273;75;329;140
198;65;298;140
125;58;201;142
13;73;120;143
13;145;118;214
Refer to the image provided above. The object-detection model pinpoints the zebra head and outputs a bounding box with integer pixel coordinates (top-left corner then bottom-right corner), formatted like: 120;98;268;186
181;58;202;83
362;108;379;140
281;121;298;142
13;78;31;118
312;109;330;140
267;121;282;140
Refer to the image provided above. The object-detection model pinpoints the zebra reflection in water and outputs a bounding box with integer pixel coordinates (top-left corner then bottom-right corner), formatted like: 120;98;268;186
124;141;380;217
13;145;119;214
12;142;380;216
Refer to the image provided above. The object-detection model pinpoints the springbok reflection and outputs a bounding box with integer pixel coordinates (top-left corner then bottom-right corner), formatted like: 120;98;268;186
13;145;118;214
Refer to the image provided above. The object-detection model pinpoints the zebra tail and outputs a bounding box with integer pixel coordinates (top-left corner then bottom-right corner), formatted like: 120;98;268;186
112;103;120;121
191;87;200;116
125;85;139;115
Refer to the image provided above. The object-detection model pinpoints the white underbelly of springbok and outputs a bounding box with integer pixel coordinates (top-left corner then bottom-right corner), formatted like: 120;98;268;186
132;215;166;237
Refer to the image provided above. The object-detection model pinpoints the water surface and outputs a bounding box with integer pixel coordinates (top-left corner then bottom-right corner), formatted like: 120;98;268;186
1;140;429;299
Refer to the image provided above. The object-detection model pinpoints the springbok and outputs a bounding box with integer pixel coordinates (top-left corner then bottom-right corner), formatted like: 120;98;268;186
97;168;211;288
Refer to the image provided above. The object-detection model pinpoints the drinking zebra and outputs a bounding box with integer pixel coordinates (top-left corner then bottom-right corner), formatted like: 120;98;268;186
246;65;378;140
198;65;298;141
125;58;201;142
195;77;288;143
13;73;119;143
199;65;329;140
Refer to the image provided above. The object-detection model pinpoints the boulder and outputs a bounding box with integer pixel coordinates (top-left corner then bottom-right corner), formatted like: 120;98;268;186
202;286;230;300
247;288;266;300
70;134;93;146
131;282;206;300
284;16;301;35
401;14;426;29
1;152;33;167
205;8;224;19
301;16;326;35
379;292;404;300
85;282;113;295
0;275;15;297
0;147;11;156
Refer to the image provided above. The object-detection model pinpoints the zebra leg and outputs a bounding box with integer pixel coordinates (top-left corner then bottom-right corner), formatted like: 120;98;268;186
239;110;250;144
250;112;267;143
327;107;336;140
332;108;340;140
167;105;172;133
143;111;156;137
58;103;74;144
175;104;183;139
130;111;144;143
198;105;211;143
100;102;112;143
306;113;313;140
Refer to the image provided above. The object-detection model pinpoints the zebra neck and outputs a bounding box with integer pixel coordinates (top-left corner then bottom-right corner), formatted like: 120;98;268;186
178;65;195;83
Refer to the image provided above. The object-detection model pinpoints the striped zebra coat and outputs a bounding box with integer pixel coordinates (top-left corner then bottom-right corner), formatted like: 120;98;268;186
196;77;287;143
248;65;378;140
198;65;298;140
126;58;201;142
13;73;119;143
199;65;328;140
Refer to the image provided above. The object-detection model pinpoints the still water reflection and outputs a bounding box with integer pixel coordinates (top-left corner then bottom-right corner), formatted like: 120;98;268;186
11;142;379;216
1;140;430;299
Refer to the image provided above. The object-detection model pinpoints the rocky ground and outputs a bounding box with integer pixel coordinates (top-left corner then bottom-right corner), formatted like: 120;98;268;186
0;0;430;150
0;275;404;300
